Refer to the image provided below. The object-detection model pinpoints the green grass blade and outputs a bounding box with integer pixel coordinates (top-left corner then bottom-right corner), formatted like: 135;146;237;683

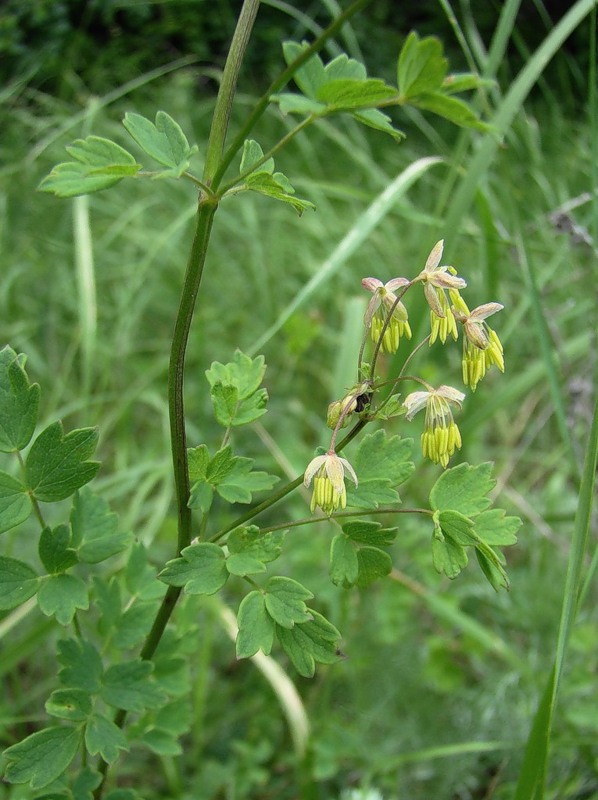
513;390;598;799
483;0;523;80
444;0;596;242
73;195;97;392
516;231;579;479
248;156;443;355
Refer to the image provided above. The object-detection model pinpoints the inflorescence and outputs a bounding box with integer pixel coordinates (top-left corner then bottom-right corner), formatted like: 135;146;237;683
305;240;505;515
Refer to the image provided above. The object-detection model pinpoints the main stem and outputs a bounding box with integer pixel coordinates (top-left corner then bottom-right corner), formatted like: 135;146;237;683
169;198;218;554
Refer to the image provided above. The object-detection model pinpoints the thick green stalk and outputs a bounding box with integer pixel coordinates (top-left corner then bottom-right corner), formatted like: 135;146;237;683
203;0;261;183
169;199;218;554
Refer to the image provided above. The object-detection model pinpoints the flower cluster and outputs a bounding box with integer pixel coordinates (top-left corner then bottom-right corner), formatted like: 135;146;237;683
303;239;505;514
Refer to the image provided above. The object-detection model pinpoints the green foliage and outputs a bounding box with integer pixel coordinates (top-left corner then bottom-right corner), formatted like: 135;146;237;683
84;714;129;763
25;421;100;502
264;576;313;628
0;555;39;609
3;726;81;790
58;639;104;694
38;573;89;625
70;488;132;564
276;610;341;678
236;591;275;658
101;661;165;711
159;543;228;595
45;689;92;722
0;470;32;534
38;137;141;197
397;31;491;131
205;350;269;428
429;464;521;589
123;110;198;177
346;430;413;508
6;1;589;795
276;43;405;142
329;521;397;588
226;526;285;576
0;346;40;452
188;445;278;509
239;139;315;215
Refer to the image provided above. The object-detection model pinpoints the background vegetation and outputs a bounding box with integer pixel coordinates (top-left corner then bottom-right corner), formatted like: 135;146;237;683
1;1;596;798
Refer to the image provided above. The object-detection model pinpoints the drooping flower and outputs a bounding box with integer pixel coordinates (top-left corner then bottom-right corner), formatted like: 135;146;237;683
452;298;505;391
414;240;467;344
304;451;358;514
403;385;465;468
362;277;412;354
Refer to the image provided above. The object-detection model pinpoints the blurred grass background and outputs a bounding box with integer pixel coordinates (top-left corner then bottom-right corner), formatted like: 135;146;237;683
0;1;597;798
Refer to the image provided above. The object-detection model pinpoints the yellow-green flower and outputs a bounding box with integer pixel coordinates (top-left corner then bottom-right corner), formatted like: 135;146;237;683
403;385;465;468
415;240;467;344
452;299;505;391
362;276;412;354
303;451;358;514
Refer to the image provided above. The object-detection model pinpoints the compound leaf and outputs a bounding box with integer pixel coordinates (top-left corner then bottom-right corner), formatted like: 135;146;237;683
282;41;326;98
205;351;266;400
240;139;274;175
25;422;100;503
432;519;468;579
410;91;490;131
159;542;228;595
39;136;140;197
216;458;278;504
228;526;284;563
316;77;397;109
245;171;315;215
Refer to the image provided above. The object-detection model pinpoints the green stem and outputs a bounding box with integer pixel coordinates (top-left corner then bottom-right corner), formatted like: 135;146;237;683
211;0;373;189
259;506;432;533
169;199;218;555
15;451;46;530
203;0;262;184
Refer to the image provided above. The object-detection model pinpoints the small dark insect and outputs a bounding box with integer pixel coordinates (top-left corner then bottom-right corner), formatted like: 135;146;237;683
355;391;372;413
